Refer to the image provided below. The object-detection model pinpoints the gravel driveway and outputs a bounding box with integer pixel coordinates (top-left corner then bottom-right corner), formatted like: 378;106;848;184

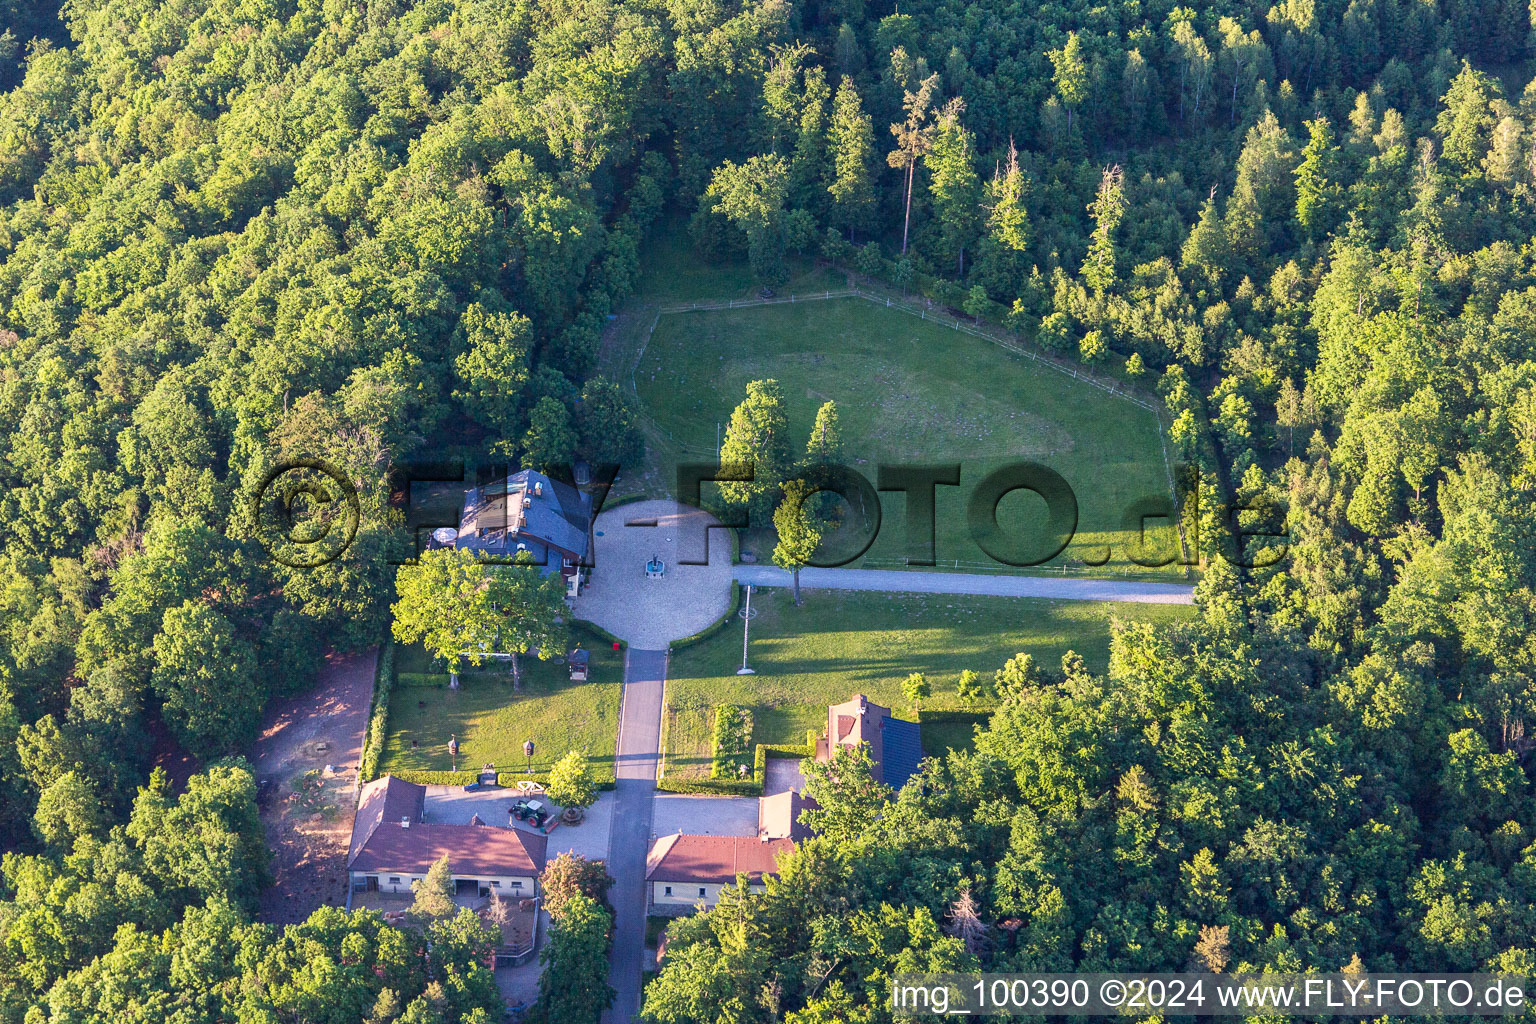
575;499;735;647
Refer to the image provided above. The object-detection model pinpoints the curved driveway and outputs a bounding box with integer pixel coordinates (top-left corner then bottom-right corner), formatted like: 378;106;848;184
733;565;1194;603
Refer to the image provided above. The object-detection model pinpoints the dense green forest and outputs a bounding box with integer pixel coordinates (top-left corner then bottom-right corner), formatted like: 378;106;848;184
0;0;1534;1020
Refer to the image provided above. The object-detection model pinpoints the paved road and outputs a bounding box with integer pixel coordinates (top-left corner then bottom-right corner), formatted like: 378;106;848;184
733;565;1194;604
604;647;669;1024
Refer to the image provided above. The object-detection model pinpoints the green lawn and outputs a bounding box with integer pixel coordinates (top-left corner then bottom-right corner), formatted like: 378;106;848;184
380;628;623;782
660;588;1192;778
635;296;1178;575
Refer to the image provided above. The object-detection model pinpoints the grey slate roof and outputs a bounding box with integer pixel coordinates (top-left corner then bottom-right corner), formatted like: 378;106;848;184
881;719;923;791
453;469;591;567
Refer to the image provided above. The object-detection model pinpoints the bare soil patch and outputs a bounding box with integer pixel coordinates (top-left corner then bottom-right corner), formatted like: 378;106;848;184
252;647;378;926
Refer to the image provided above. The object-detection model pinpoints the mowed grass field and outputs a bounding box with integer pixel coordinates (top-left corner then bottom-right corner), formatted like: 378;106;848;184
660;588;1192;778
380;628;622;782
635;297;1179;574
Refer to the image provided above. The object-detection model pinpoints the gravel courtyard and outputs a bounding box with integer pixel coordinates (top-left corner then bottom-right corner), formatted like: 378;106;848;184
574;498;735;648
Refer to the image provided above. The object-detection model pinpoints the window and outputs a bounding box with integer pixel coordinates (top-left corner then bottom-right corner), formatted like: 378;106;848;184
698;887;707;897
490;881;501;887
562;556;573;567
512;880;523;888
388;877;400;885
664;886;673;896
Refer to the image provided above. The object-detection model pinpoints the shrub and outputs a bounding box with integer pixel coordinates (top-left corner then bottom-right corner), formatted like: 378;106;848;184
656;775;761;795
902;672;931;709
709;705;753;780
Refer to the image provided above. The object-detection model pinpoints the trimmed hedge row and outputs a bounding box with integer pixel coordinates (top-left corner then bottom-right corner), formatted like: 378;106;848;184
668;582;742;651
359;642;396;782
577;619;626;650
915;702;1000;723
656;736;816;796
656;775;759;795
384;768;619;790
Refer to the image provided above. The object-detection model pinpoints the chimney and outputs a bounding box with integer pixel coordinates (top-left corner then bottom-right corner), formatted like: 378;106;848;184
535;480;543;497
400;817;411;829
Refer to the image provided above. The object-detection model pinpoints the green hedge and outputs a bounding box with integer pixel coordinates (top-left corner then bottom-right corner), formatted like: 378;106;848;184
915;702;1000;723
384;768;618;790
655;775;760;795
709;705;753;779
657;737;815;796
669;583;742;651
359;641;396;782
576;619;626;650
397;671;451;688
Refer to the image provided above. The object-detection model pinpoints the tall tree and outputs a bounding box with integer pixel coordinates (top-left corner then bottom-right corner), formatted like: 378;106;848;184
495;559;570;690
534;894;614;1024
985;138;1030;254
888;72;942;255
791;65;831;214
412;855;457;922
718;379;793;522
800;745;893;841
1081;164;1125;292
1295;117;1342;239
541;853;615;920
1048;32;1089;132
927;98;982;276
392;549;508;676
773;479;823;604
1182;192;1232;285
705;155;791;285
150;601;261;759
391;550;566;687
1171;16;1214;123
452;304;534;438
828;77;876;239
546;749;598;813
1435;62;1499;173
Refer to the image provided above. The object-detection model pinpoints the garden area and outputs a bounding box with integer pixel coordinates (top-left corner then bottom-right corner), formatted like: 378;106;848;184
378;626;623;785
659;588;1192;779
634;295;1178;575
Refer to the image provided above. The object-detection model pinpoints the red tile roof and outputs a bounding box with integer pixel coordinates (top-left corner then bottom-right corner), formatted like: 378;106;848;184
645;833;795;884
348;775;426;866
350;820;547;877
348;775;546;877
